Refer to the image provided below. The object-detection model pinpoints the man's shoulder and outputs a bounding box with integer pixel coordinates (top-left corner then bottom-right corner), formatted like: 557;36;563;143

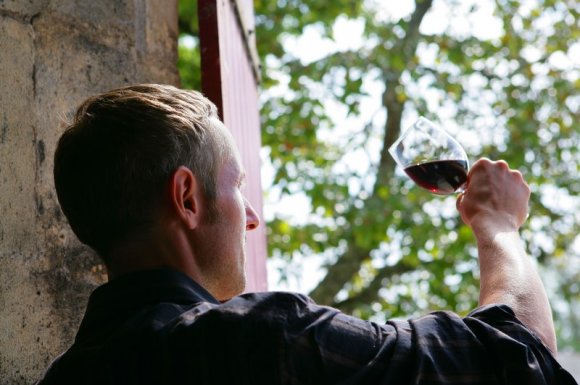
169;291;328;329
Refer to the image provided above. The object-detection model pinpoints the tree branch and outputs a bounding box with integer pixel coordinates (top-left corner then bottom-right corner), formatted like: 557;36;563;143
309;0;434;306
334;261;418;314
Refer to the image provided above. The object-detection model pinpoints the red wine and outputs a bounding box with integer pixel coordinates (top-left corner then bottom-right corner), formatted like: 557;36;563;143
404;159;468;195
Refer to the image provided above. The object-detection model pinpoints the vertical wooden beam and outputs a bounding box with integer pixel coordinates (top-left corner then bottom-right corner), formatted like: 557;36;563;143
198;0;268;292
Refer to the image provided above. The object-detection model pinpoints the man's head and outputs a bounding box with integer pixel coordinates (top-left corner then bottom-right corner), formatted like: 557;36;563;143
54;84;236;260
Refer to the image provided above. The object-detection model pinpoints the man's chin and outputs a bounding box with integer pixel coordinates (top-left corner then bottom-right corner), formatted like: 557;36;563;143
239;273;247;293
223;273;246;300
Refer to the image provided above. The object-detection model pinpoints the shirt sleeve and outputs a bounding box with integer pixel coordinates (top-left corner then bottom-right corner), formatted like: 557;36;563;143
219;293;577;385
178;292;576;385
462;304;578;385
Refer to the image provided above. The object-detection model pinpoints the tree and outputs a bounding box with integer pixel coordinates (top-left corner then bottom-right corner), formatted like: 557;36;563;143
178;0;580;350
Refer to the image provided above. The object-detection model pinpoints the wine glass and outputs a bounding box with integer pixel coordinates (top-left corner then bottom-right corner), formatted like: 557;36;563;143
388;117;469;195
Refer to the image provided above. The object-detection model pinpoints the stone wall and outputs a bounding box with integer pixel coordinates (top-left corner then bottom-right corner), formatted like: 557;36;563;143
0;1;178;383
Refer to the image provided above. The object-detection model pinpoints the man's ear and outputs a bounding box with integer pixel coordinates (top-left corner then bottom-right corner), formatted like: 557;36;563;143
170;166;203;229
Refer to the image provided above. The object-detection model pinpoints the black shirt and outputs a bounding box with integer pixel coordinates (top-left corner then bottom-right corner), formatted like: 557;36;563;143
36;268;577;385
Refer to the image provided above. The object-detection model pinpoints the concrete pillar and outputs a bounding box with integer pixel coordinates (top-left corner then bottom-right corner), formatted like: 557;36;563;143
0;1;178;383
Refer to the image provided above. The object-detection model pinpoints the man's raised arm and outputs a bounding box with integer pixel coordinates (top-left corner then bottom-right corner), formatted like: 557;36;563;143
457;158;557;353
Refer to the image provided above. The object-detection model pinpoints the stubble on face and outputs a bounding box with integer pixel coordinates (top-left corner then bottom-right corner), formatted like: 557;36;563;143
192;122;248;300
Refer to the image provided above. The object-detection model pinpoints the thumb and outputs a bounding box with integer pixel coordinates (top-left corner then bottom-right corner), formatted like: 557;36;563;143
456;192;464;212
456;192;470;226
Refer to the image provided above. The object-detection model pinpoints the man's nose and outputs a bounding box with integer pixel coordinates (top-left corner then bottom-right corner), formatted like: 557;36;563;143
245;199;260;231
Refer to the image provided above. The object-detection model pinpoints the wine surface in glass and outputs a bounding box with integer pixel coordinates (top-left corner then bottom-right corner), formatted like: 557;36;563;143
403;159;468;195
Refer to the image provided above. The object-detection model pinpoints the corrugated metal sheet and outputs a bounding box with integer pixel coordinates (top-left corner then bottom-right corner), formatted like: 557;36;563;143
199;0;268;292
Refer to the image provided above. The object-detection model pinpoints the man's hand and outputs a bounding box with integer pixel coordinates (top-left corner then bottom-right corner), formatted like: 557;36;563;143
456;158;557;353
457;158;530;236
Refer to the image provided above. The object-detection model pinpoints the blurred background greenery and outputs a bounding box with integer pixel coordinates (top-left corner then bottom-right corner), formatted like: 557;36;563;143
178;0;579;351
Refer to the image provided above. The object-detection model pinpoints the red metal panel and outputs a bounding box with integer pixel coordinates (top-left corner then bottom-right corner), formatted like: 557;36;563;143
198;0;224;119
198;0;268;292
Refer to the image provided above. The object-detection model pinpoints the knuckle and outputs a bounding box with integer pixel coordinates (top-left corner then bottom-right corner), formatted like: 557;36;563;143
496;160;509;169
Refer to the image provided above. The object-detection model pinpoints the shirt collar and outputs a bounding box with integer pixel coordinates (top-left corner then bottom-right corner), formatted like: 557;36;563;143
92;268;219;305
75;268;219;342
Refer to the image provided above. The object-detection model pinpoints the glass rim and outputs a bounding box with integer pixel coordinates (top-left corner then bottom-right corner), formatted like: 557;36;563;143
388;117;432;167
388;116;469;169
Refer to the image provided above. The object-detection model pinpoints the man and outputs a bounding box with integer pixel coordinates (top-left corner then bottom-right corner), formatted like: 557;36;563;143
37;84;575;384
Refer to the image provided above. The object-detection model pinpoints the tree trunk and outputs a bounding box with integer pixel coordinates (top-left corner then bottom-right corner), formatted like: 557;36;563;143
310;0;433;307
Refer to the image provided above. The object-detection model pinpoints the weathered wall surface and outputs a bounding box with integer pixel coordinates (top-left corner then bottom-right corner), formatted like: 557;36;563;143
0;1;178;383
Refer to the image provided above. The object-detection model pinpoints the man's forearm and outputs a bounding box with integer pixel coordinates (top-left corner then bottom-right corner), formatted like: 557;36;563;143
475;229;557;353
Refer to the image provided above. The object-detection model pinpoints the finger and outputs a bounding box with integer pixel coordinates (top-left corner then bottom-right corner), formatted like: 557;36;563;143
510;168;525;180
495;159;509;170
456;191;464;211
469;158;493;174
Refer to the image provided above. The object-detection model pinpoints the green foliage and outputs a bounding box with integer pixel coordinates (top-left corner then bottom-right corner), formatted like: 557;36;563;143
177;41;201;90
178;0;579;350
177;0;201;90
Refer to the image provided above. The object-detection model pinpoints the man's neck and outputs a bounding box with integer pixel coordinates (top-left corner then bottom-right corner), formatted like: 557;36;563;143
105;222;200;282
